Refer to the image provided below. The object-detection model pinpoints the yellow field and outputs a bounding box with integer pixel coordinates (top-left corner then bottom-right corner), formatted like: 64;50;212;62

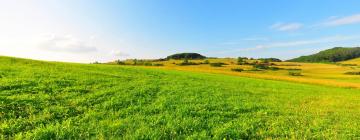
130;58;360;88
340;58;360;65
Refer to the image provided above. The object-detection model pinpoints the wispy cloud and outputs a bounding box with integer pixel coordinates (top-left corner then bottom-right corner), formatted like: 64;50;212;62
219;37;269;46
237;35;360;51
111;50;129;57
270;22;303;31
38;34;97;53
323;14;360;26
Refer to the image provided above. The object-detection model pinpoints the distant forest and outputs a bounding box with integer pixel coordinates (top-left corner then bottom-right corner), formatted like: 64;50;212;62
289;47;360;62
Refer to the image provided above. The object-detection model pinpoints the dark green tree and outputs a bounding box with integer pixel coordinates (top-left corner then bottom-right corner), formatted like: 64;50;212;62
237;57;245;65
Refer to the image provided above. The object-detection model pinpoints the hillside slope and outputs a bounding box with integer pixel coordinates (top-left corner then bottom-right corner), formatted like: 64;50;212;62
288;47;360;62
340;57;360;65
2;56;360;139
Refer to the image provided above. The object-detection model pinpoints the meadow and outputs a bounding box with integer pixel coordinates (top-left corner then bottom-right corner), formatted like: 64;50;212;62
2;56;360;139
129;58;360;88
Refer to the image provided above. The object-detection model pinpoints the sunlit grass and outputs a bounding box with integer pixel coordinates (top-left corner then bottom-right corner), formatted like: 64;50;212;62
340;58;360;65
140;58;360;88
2;56;360;139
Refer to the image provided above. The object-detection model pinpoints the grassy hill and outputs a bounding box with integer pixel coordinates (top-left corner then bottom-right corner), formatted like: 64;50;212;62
126;58;360;88
288;47;360;62
340;57;360;65
2;56;360;139
166;53;206;60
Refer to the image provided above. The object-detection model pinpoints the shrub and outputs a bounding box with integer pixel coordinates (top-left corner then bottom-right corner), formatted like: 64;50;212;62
268;67;282;70
259;58;282;62
253;64;269;69
153;58;167;62
288;70;302;76
345;71;360;75
260;59;269;64
286;68;302;71
247;68;263;71
183;58;189;64
231;68;243;72
133;59;138;65
152;63;164;66
237;57;246;65
251;63;282;71
203;60;210;64
115;60;126;65
178;62;199;66
278;64;301;66
177;59;200;66
144;62;153;66
92;61;101;64
210;62;226;67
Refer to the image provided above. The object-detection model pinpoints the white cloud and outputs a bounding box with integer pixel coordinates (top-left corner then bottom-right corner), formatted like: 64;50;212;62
270;22;303;31
237;35;360;51
323;14;360;26
238;45;266;51
38;34;97;53
111;50;129;57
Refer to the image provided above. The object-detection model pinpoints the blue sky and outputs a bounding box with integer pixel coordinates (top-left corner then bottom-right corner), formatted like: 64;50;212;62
1;0;360;62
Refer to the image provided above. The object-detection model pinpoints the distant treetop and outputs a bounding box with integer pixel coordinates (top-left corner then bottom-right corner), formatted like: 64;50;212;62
258;58;282;62
166;53;206;60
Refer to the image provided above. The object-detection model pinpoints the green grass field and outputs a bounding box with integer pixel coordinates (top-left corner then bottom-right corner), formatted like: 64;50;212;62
2;56;360;139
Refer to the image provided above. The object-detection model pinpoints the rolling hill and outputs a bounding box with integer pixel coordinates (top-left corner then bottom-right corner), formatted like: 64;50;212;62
2;56;360;139
166;53;206;60
340;57;360;65
288;47;360;62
